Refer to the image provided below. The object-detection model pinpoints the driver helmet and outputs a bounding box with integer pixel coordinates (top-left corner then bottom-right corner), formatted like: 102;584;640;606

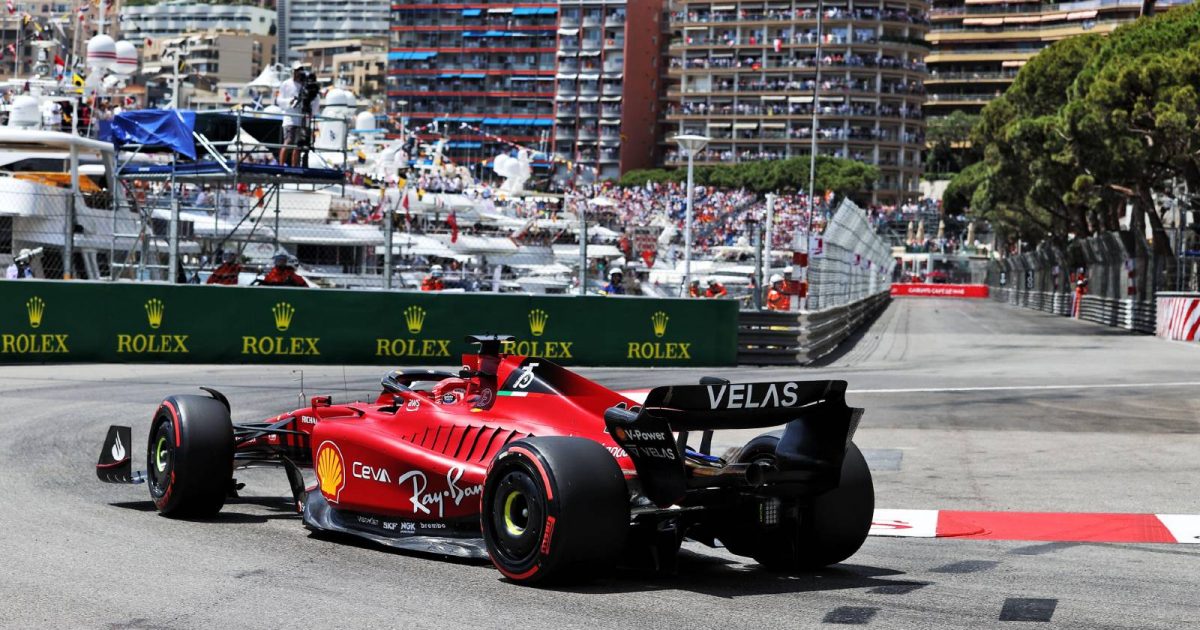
430;264;444;278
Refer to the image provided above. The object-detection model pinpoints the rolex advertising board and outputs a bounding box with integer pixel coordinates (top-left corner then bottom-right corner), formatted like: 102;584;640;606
0;280;737;366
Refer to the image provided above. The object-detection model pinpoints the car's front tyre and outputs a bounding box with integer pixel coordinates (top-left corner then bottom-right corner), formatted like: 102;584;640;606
146;395;234;518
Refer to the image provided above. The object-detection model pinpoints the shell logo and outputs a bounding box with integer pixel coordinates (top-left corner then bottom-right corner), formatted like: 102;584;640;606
315;441;345;503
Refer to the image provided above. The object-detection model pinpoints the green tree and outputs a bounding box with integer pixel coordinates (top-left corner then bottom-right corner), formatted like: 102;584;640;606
925;110;980;175
968;34;1103;246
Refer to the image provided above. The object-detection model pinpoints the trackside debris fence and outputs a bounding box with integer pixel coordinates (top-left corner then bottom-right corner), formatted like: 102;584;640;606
986;231;1159;333
738;199;892;364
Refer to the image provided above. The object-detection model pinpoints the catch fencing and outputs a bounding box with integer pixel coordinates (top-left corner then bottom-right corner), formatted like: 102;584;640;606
737;198;893;365
806;198;894;310
986;231;1160;333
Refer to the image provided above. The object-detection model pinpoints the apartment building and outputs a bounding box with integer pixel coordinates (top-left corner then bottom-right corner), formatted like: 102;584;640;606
553;0;665;181
285;0;391;50
925;0;1191;117
121;1;276;45
143;31;275;92
389;2;560;170
665;0;930;203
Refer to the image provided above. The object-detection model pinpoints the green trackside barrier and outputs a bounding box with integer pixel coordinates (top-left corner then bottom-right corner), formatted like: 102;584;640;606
0;280;738;366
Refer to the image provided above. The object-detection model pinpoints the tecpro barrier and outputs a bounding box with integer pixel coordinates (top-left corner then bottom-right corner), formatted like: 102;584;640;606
890;284;989;298
0;280;738;366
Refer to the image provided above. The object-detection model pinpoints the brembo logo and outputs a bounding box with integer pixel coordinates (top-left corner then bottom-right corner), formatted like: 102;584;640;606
316;441;346;503
706;383;803;410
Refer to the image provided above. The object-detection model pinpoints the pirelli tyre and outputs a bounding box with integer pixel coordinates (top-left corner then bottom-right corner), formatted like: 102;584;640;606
482;437;629;585
146;394;234;518
728;432;874;570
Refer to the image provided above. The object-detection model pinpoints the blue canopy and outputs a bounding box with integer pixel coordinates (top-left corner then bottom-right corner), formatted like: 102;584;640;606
110;109;197;159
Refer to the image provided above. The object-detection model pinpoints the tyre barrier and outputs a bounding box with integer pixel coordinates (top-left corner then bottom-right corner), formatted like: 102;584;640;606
737;291;891;365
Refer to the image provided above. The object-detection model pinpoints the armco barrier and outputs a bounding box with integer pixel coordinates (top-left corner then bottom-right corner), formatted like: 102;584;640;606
990;287;1156;333
0;280;738;366
1156;293;1200;341
890;284;989;298
737;291;890;365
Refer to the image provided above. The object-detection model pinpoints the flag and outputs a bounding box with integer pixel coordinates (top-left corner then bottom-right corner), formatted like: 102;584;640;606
250;91;263;111
53;54;64;80
144;37;153;48
774;38;782;53
401;188;410;221
447;210;458;244
71;72;84;87
5;0;14;14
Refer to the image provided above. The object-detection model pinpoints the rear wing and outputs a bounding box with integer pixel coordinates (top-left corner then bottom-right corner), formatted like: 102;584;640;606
604;380;862;507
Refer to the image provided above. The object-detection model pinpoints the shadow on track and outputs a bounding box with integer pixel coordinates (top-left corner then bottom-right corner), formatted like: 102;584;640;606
108;495;300;524
548;549;930;597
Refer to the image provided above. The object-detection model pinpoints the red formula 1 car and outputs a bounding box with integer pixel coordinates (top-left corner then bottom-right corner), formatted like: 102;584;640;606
97;335;873;584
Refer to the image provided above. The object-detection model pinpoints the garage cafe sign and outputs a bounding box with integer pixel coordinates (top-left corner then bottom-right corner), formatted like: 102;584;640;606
1;296;70;355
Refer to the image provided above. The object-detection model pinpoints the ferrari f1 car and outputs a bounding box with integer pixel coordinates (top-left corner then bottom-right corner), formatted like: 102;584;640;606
96;335;872;584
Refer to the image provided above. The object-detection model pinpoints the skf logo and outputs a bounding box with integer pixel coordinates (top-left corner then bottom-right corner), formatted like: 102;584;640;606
316;441;345;503
273;302;295;332
26;297;44;328
1;296;69;354
144;299;165;329
528;309;549;337
627;310;691;361
651;311;669;338
404;305;426;334
117;297;189;354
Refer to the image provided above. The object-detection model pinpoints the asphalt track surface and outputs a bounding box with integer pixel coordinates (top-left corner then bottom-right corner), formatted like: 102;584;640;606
1;298;1197;629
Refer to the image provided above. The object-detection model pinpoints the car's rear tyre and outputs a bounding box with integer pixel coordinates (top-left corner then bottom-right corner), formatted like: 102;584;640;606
482;437;629;585
728;433;874;570
146;394;234;518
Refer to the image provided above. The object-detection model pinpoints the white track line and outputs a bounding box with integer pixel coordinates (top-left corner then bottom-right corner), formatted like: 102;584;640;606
847;381;1200;395
619;381;1200;402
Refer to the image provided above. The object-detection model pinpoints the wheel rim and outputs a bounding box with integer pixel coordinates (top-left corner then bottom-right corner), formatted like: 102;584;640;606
147;420;174;496
489;468;544;566
503;490;529;537
155;436;169;473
